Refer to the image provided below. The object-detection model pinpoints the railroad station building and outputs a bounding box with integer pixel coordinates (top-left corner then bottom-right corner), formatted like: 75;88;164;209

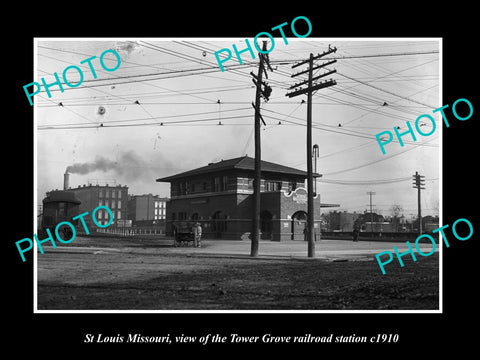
156;155;338;241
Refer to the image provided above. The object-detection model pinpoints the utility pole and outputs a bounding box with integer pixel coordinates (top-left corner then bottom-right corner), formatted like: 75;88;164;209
366;191;376;237
412;171;425;234
250;41;273;257
286;46;337;257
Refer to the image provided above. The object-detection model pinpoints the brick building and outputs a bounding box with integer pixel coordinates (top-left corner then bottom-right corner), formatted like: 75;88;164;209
156;156;338;241
127;194;168;225
327;211;361;232
57;183;129;228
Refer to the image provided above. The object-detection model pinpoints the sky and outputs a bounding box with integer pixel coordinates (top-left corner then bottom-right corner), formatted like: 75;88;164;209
35;38;441;219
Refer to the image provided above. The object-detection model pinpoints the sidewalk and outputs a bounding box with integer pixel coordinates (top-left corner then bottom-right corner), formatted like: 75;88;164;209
125;237;439;261
44;236;439;262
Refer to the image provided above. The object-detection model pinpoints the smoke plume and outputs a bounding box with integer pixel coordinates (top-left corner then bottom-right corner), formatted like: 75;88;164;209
65;150;174;182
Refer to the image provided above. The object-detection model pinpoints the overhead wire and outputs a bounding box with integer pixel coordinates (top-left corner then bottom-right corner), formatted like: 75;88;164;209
37;41;441;152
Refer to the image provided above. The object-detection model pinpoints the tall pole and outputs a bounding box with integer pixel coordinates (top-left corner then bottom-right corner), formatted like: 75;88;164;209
251;41;271;257
418;179;422;234
412;171;425;235
286;46;337;258
366;191;375;236
306;54;315;257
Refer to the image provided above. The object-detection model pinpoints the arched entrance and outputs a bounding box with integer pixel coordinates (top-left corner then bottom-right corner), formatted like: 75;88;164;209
191;213;199;221
292;211;307;240
260;210;273;240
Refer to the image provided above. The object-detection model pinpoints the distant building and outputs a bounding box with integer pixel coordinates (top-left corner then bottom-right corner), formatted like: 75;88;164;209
41;190;81;231
328;211;361;232
127;194;168;225
52;183;129;228
156;155;338;241
362;222;394;233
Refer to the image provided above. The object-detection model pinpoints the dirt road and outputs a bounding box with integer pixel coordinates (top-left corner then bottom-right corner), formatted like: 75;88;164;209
36;236;439;311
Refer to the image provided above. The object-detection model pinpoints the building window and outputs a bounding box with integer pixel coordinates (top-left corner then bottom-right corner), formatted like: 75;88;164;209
180;182;187;195
288;182;297;192
222;176;228;191
214;176;228;192
117;211;121;220
118;190;121;198
265;181;281;191
247;179;253;189
58;203;66;216
117;200;121;209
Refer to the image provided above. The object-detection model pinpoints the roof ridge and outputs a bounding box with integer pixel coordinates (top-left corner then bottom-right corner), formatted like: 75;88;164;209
156;155;316;182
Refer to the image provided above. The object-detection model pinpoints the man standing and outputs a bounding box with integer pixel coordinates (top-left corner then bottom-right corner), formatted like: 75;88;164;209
352;227;359;242
193;222;202;247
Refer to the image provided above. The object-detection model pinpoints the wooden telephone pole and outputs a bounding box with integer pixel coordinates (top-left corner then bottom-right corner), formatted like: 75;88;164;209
366;191;376;237
250;41;272;257
286;46;337;257
412;171;425;234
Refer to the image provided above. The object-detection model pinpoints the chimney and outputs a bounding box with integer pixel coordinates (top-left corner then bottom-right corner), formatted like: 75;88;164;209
64;172;70;190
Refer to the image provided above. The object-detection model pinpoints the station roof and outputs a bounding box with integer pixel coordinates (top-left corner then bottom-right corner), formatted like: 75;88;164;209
156;156;322;182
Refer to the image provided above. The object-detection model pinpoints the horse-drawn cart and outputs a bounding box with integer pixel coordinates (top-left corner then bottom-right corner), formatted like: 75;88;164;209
172;222;195;247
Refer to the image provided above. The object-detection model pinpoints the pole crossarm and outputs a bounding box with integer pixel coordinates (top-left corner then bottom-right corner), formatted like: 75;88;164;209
292;59;337;78
289;69;337;90
286;79;336;98
291;46;337;68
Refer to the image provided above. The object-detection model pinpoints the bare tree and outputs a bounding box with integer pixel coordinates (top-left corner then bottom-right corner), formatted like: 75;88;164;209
390;204;403;232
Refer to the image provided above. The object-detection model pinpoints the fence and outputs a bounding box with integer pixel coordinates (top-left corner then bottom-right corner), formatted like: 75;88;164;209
91;226;165;237
321;231;439;242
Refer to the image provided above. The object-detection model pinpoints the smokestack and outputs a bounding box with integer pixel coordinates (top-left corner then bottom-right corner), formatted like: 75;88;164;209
64;172;70;190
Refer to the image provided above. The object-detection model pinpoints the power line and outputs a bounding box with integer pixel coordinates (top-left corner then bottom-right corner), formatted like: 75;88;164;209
38;106;253;129
318;176;412;185
337;71;437;109
322;136;438;176
261;108;439;147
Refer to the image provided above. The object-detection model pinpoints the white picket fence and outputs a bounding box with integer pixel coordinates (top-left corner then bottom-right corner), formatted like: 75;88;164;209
95;227;165;237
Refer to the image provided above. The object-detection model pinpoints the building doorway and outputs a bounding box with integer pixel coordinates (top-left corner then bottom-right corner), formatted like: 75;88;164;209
212;210;226;238
260;210;273;240
292;211;307;240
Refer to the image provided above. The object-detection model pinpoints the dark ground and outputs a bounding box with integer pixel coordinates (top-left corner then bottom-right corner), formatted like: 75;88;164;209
37;244;439;310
